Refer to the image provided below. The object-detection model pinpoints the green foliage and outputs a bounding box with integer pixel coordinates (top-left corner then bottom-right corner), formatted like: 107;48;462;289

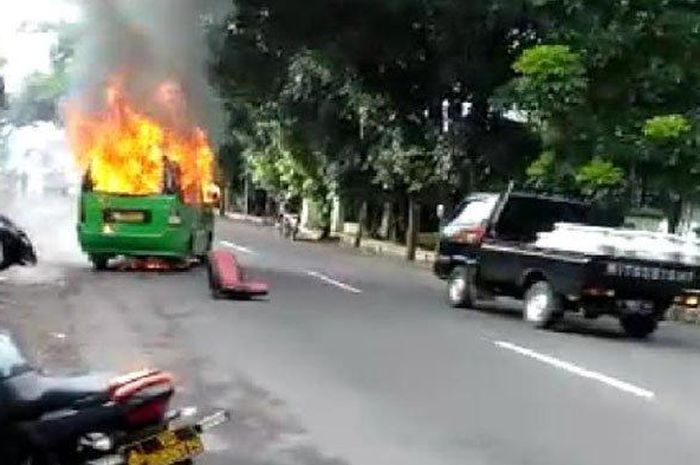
370;127;442;194
511;44;587;119
575;157;625;195
526;150;557;183
10;71;68;125
209;0;700;226
8;22;78;126
643;115;691;142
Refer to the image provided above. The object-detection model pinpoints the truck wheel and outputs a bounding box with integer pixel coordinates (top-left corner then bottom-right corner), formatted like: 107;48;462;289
0;236;9;271
446;266;476;309
523;281;562;329
620;314;658;339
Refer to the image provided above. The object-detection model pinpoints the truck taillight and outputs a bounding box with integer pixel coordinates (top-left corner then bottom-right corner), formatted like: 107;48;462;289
453;227;486;245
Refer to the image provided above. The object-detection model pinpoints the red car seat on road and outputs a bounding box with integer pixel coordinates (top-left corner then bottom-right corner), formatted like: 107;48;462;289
207;250;269;299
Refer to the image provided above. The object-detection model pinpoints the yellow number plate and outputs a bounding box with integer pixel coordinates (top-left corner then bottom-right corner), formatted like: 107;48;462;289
113;211;145;223
126;428;204;465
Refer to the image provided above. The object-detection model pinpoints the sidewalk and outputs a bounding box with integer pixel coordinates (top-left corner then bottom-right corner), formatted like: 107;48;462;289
333;232;436;266
222;212;436;266
224;212;273;226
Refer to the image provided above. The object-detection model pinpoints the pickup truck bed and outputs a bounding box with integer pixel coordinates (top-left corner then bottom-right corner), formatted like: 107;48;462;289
435;191;698;338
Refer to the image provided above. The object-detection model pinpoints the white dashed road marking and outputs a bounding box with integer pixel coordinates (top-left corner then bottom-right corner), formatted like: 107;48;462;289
220;240;257;256
495;340;656;400
305;271;362;294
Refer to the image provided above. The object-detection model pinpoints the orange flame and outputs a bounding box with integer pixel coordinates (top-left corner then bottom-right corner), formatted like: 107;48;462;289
67;82;216;204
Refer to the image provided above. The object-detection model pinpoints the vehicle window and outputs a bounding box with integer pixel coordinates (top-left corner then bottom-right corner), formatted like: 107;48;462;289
495;197;590;242
0;334;29;379
443;196;498;236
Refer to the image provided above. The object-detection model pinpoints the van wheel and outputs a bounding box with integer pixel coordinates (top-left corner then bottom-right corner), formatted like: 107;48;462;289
90;255;109;271
446;266;476;309
207;261;224;299
524;281;562;329
197;233;213;263
620;314;658;339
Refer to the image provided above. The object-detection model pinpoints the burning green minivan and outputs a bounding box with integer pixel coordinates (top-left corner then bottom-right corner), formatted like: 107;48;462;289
77;166;217;270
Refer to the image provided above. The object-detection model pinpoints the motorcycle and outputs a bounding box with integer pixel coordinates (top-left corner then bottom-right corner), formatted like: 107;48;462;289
0;214;37;271
0;330;230;464
277;213;300;241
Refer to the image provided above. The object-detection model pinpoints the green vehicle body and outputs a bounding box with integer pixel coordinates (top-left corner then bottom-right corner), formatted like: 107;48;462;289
78;192;214;266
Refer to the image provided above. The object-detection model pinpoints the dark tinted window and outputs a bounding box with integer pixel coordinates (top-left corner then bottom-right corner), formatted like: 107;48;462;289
495;196;590;242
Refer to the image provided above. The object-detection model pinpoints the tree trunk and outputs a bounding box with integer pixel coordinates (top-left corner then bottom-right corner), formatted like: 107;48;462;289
219;184;229;217
668;194;683;234
378;201;393;239
354;199;368;248
406;197;420;261
319;199;332;240
243;175;250;215
389;202;398;242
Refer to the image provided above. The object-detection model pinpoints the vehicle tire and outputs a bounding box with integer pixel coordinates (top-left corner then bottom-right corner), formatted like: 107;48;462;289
446;266;476;309
523;280;562;329
620;314;658;339
0;235;9;271
195;234;213;264
90;255;109;271
207;261;224;299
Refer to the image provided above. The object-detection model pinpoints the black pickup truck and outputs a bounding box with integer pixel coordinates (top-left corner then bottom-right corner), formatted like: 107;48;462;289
434;191;698;338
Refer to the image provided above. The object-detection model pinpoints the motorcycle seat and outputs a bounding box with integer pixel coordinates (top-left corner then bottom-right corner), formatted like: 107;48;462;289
1;370;110;421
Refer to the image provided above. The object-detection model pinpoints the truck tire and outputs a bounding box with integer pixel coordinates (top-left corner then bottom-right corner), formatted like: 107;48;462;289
620;314;658;339
523;280;562;329
0;236;9;271
446;266;477;309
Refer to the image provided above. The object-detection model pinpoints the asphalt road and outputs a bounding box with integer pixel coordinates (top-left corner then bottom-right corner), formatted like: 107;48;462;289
4;195;700;465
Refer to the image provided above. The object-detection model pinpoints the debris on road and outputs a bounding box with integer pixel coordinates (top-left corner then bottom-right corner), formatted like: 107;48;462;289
207;250;269;300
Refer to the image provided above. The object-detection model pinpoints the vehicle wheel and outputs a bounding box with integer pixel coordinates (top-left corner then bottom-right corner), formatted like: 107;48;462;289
523;280;562;329
90;255;109;271
207;261;224;299
196;234;213;264
0;236;9;271
620;314;658;339
446;266;476;309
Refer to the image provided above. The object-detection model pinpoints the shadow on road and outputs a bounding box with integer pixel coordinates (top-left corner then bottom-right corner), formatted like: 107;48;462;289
465;299;700;350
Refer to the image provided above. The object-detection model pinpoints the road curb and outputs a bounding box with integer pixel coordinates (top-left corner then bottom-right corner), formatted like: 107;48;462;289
224;212;272;226
222;213;436;267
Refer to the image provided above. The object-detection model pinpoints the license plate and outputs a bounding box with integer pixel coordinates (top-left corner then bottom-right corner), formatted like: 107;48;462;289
110;211;146;223
126;427;204;465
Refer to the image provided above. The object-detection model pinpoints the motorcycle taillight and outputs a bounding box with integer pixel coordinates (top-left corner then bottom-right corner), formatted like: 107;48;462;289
110;370;175;427
126;395;171;426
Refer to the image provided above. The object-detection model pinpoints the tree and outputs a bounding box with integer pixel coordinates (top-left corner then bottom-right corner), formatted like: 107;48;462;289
7;22;79;126
500;0;700;227
0;56;6;110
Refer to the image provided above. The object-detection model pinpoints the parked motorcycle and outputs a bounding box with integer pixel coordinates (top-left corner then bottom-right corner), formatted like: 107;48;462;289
0;330;229;464
0;214;37;271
